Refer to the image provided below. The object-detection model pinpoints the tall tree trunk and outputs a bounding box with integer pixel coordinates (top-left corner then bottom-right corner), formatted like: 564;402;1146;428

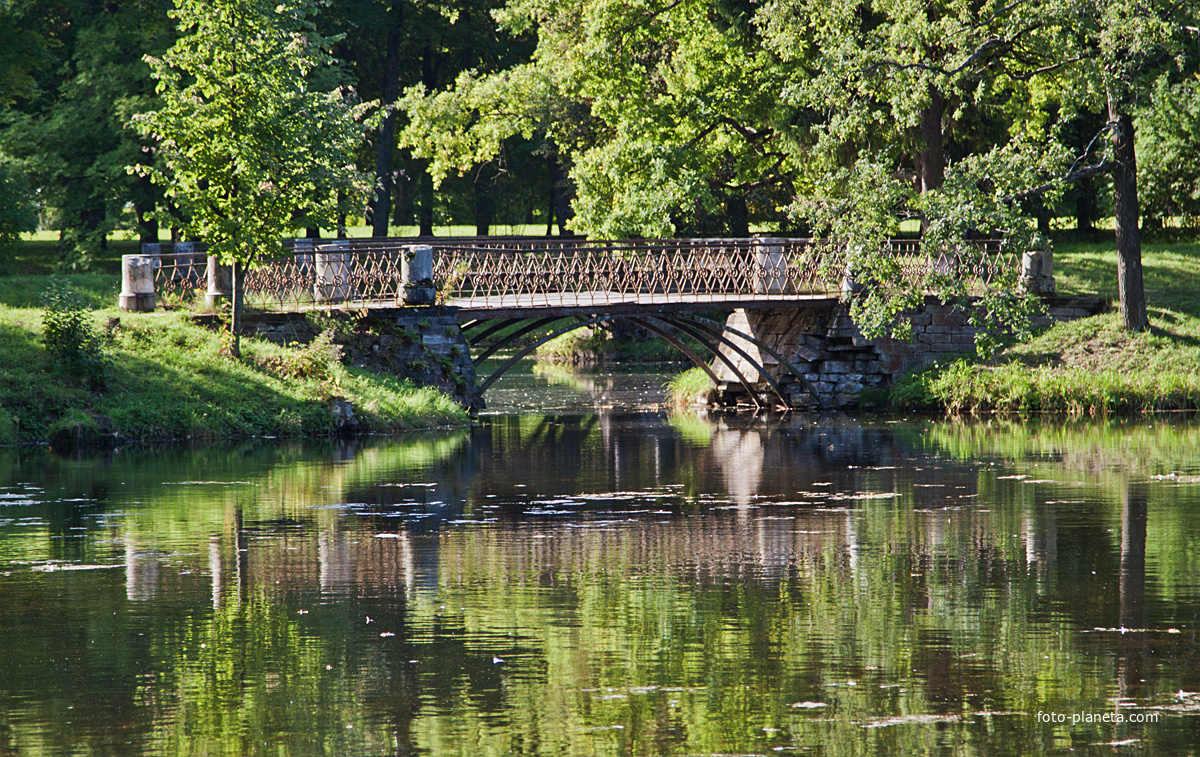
918;86;945;195
1107;98;1148;331
1118;481;1148;703
137;210;159;246
547;154;572;237
726;194;749;237
917;86;945;235
230;261;243;358
418;45;438;237
305;227;320;239
1075;176;1096;235
474;168;493;236
336;190;347;239
418;166;434;236
370;25;402;238
135;175;159;245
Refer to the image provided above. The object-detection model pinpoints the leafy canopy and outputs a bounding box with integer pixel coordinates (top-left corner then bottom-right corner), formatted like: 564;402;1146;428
132;0;375;267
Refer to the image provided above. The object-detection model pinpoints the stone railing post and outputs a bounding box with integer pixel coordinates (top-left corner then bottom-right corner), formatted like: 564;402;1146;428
314;240;353;304
752;237;788;294
119;255;157;312
400;244;435;305
205;255;232;307
1020;248;1055;296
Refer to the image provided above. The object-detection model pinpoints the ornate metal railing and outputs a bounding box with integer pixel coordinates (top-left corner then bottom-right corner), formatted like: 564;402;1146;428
140;236;1016;311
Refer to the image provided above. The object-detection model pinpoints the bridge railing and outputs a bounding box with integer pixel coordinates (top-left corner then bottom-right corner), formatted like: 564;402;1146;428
134;236;1016;311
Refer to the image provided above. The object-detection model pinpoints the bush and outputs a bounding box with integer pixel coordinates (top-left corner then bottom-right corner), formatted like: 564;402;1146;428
260;329;344;380
40;279;109;389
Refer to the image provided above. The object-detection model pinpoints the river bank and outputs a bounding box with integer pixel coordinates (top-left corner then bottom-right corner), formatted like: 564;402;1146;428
881;240;1200;414
0;275;469;448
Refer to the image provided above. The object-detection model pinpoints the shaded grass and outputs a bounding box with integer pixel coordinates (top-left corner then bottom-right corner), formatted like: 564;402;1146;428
0;292;467;446
888;240;1200;414
5;239;129;276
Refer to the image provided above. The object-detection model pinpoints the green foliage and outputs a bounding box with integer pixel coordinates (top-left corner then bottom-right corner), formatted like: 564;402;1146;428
131;0;375;269
0;153;37;262
39;278;109;389
400;0;797;237
964;277;1045;359
535;327;601;361
1138;77;1200;226
257;329;344;381
665;365;714;408
0;407;15;446
1;0;175;269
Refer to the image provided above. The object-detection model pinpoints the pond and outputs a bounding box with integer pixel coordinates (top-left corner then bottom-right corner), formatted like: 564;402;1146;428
2;364;1200;755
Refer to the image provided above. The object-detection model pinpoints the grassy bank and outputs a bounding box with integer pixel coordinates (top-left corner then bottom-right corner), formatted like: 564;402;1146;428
0;276;468;447
888;239;1200;414
665;366;715;409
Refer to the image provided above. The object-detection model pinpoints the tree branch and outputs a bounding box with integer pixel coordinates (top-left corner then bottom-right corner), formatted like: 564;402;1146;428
1006;161;1111;201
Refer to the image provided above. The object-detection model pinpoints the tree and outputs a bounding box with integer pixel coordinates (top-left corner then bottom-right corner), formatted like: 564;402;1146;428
1;0;177;268
759;0;1200;333
1138;78;1200;230
398;0;798;238
133;0;374;355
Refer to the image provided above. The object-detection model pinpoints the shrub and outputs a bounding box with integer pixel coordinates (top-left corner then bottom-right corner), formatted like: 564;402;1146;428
265;329;344;380
40;279;109;389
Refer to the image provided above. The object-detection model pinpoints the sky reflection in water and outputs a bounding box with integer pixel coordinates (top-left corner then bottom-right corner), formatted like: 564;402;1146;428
2;370;1200;755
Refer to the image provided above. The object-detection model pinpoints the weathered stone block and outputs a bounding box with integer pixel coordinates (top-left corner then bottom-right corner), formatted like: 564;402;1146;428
931;311;965;327
836;379;864;394
794;345;824;362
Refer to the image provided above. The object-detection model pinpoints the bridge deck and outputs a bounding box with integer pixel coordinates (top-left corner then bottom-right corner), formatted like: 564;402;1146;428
145;237;1017;317
446;292;840;320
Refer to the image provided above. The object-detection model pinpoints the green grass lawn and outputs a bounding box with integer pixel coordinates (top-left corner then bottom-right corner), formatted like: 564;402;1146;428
0;272;468;446
892;238;1200;414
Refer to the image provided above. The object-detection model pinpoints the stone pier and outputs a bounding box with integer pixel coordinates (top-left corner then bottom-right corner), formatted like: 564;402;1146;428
712;295;1105;409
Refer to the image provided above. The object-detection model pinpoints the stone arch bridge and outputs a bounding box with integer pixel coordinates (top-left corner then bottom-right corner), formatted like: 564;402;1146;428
123;237;1095;410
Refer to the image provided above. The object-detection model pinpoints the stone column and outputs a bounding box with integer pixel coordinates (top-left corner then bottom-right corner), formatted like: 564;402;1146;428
293;238;315;280
119;255;157;312
315;240;353;304
400;244;435;305
752;237;787;294
205;255;232;308
1020;249;1055;296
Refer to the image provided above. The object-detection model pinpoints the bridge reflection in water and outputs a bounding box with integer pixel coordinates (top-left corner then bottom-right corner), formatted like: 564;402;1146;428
6;412;1195;755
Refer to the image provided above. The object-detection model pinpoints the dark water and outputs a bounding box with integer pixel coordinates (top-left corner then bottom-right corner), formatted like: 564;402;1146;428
3;369;1200;755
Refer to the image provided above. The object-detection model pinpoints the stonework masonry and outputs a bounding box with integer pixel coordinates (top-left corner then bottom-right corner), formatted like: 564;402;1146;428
711;295;1105;409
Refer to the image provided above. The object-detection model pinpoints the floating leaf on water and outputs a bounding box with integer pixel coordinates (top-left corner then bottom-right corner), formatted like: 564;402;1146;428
790;701;827;709
861;714;960;728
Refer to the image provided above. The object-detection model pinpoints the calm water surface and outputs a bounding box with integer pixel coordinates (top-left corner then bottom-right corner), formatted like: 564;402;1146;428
3;365;1200;755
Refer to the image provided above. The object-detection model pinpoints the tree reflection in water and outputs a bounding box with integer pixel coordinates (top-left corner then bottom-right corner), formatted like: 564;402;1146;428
1;416;1200;754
